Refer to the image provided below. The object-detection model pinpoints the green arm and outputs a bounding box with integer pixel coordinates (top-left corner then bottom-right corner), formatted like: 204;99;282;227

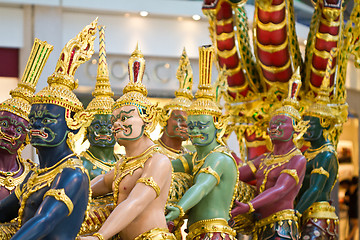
172;153;193;173
296;152;336;213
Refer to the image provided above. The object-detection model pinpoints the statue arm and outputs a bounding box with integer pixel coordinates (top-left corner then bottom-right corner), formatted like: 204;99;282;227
10;168;89;240
0;192;20;223
95;155;172;239
172;153;193;173
91;169;114;197
238;157;262;183
295;152;334;213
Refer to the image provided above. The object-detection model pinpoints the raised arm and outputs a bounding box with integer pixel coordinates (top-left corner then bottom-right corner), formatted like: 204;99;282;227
89;154;172;239
10;168;89;240
296;152;336;213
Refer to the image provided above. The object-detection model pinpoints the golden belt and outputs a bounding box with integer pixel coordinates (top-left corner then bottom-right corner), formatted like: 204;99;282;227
134;228;176;240
302;201;338;223
187;218;236;240
256;209;299;229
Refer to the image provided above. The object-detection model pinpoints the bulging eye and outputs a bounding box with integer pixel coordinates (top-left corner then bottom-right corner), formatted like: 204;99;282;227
1;120;8;127
94;124;100;130
16;126;23;134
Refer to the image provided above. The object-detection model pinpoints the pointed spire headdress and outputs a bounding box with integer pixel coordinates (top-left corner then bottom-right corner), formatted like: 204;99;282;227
86;25;115;115
32;19;98;130
113;44;159;135
0;39;53;121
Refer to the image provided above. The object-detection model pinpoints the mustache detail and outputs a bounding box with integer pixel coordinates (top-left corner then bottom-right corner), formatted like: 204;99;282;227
113;126;125;134
175;127;188;134
94;132;113;141
0;128;22;145
189;134;205;140
29;129;49;139
267;125;280;135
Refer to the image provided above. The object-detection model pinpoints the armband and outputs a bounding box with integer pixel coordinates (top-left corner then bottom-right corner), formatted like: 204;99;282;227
168;202;185;218
247;161;257;175
280;169;299;184
137;177;161;198
311;167;329;178
93;232;105;240
198;166;220;185
43;188;74;216
179;155;190;174
247;202;255;214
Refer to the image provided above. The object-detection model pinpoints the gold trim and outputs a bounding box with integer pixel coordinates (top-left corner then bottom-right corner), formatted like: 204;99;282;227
81;150;116;172
256;18;286;31
179;155;190;174
320;17;340;27
247;161;257;175
187;218;236;240
256;39;288;53
134;228;176;240
302;202;338;222
258;58;291;73
311;167;329;178
168;202;185;218
216;17;233;26
258;1;285;12
304;143;336;161
216;31;235;41
0;156;32;192
43;188;74;216
224;62;242;76
280;169;299;184
198;166;220;185
247;202;255;214
137;177;161;198
93;232;105;240
217;47;237;58
313;48;339;60
256;209;298;229
315;32;339;42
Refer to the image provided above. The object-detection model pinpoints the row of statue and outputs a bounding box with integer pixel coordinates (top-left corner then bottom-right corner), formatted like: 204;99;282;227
0;0;360;238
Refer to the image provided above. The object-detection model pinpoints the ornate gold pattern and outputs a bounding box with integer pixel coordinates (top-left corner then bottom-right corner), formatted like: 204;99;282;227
17;154;86;226
302;201;339;224
280;169;299;184
304;143;336;161
92;232;105;240
247;202;255;214
80;150;117;172
179;155;190;174
255;209;299;229
311;167;330;178
247;161;257;175
86;25;115;115
134;228;176;240
198;166;220;185
137;177;161;198
0;38;53;121
187;218;236;240
43;188;74;216
113;145;160;205
1;157;33;192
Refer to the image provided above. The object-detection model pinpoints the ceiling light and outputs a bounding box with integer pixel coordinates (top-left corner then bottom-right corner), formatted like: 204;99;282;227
192;15;201;21
140;11;149;17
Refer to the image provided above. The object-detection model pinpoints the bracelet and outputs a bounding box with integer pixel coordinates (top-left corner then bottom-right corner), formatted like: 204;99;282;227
169;203;185;218
247;202;255;214
93;232;105;240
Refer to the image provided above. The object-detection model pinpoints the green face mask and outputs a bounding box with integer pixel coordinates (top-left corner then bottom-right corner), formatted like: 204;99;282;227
187;115;217;147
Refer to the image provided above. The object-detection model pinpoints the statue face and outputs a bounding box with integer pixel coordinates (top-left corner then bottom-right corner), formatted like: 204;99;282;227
165;110;188;141
0;111;28;154
187;114;216;146
268;114;294;142
111;105;145;143
28;104;69;147
303;115;323;141
87;114;116;148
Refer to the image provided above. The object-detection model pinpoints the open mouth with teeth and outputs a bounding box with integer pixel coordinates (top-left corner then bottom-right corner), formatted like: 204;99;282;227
0;129;21;145
94;132;113;141
175;127;188;134
189;134;205;140
30;129;48;139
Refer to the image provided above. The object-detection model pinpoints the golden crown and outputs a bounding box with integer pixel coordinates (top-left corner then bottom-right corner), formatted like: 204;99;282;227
270;67;302;121
86;25;115;115
0;39;53;121
113;43;152;111
304;48;337;120
32;18;98;113
187;45;222;117
163;48;194;113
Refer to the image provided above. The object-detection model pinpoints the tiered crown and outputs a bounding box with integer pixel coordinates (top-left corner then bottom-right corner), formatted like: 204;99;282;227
187;45;222;117
163;48;194;112
86;25;115;115
270;67;302;121
0;39;53;121
304;48;337;120
32;18;98;113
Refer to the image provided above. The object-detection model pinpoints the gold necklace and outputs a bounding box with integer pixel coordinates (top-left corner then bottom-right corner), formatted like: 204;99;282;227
82;150;117;172
192;145;224;174
0;156;22;177
157;138;182;154
113;145;159;205
17;153;82;226
304;143;335;162
0;156;31;191
259;148;301;193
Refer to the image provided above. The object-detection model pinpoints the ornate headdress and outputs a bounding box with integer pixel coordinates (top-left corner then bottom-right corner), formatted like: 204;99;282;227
32;19;98;130
86;25;115;115
270;67;302;122
0;39;53;121
187;45;228;144
159;48;194;127
113;44;159;135
304;48;337;128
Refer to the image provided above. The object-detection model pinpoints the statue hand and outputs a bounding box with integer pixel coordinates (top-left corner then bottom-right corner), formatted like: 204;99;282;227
231;200;249;217
165;205;180;222
76;236;99;240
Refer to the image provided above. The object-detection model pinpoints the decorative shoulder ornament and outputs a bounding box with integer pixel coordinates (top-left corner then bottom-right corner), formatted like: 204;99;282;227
113;44;160;136
0;39;53;121
32;18;98;130
86;25;115;116
159;48;194;127
187;45;228;144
